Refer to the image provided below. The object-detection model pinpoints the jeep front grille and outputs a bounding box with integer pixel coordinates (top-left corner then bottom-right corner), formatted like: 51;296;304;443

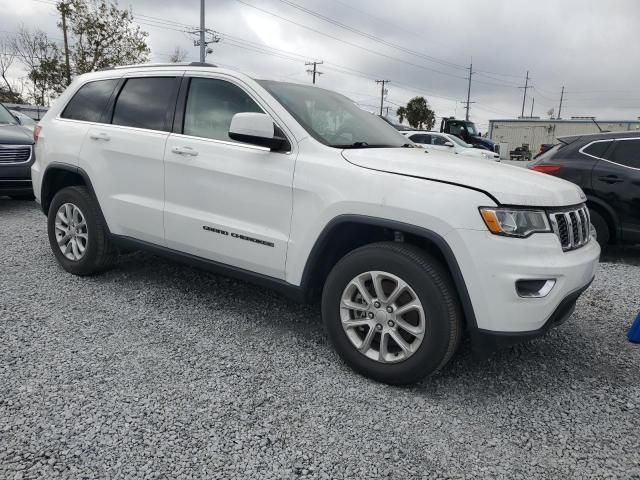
0;145;32;164
549;205;591;251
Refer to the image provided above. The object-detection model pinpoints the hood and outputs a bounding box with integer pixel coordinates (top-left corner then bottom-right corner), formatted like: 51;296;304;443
471;136;495;146
342;148;586;207
0;124;34;145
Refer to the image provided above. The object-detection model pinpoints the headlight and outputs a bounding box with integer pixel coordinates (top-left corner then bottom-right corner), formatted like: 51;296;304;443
479;207;551;237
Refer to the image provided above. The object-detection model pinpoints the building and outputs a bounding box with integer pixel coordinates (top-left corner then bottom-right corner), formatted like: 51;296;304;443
488;118;640;157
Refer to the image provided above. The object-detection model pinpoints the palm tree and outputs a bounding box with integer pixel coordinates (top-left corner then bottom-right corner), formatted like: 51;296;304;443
396;106;407;124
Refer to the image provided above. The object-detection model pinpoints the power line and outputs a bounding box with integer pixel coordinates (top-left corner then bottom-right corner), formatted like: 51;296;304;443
273;0;467;72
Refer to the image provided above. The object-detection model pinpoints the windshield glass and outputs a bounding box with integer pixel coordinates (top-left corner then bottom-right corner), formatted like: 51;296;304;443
446;134;472;148
465;122;478;136
12;111;36;126
0;104;17;125
258;80;408;148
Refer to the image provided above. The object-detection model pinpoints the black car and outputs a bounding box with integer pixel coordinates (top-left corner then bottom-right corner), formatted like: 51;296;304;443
0;103;35;199
529;131;640;246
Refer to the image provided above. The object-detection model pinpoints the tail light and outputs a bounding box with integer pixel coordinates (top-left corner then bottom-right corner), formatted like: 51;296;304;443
33;125;42;143
528;164;561;174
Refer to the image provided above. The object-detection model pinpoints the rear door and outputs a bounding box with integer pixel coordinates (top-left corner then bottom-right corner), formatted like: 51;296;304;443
79;73;181;245
592;138;640;242
163;75;295;278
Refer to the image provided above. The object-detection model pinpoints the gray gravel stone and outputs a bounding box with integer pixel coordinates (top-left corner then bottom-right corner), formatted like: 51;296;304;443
1;199;639;479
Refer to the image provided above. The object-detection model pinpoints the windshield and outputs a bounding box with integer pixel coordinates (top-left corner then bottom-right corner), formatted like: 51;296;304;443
258;80;409;148
465;122;478;136
0;104;18;125
446;134;472;148
11;111;36;126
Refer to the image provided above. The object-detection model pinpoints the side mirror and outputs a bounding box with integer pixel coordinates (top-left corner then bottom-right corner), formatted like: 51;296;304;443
11;114;22;125
444;142;454;148
228;112;289;151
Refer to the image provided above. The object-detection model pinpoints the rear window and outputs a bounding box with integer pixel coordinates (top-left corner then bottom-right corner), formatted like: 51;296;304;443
111;77;177;131
533;143;562;163
582;140;612;159
61;79;119;122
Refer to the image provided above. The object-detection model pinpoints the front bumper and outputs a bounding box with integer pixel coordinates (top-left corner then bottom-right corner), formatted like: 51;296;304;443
471;279;593;353
446;228;600;342
1;151;34;195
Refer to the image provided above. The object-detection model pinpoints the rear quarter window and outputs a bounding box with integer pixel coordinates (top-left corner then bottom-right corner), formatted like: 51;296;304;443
61;79;119;122
581;140;613;159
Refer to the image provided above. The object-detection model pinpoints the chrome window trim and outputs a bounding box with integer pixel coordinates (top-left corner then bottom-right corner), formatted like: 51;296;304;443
0;144;33;165
579;137;640;171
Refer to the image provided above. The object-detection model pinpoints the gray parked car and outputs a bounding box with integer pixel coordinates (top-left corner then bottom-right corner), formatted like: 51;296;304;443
0;103;35;199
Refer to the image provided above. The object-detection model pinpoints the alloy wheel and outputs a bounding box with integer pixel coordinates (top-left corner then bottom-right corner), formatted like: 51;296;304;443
55;202;88;261
340;270;426;363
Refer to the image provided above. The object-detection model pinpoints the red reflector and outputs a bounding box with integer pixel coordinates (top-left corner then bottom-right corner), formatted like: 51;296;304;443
33;125;42;143
528;164;561;173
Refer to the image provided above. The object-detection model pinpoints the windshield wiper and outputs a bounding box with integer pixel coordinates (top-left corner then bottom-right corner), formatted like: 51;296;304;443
337;142;401;149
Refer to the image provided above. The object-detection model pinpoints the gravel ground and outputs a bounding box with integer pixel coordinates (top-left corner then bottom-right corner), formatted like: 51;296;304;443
1;198;639;480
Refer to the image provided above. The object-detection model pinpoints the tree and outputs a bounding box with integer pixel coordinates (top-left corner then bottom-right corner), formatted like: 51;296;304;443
396;106;407;124
399;96;436;130
169;46;188;63
0;38;22;102
11;26;65;105
64;0;150;76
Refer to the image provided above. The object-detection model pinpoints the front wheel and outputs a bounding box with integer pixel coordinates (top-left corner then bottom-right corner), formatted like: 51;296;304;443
321;242;462;385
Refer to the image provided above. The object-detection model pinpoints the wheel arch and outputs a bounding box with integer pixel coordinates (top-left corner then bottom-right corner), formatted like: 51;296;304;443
40;163;110;235
299;215;478;331
585;194;619;242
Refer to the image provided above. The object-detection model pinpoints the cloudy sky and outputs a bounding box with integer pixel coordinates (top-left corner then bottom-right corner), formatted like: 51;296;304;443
1;0;639;131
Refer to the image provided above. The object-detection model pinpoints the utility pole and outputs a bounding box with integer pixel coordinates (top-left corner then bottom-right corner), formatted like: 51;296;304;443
558;86;565;120
530;97;535;118
375;80;389;116
199;0;205;63
519;71;531;118
190;0;219;63
58;1;71;85
464;60;474;121
305;61;323;84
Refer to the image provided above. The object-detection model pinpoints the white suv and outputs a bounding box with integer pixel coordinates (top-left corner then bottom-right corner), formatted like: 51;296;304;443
31;63;599;384
401;130;500;160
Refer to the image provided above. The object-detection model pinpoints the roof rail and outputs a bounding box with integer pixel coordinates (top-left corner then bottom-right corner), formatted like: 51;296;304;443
105;62;218;70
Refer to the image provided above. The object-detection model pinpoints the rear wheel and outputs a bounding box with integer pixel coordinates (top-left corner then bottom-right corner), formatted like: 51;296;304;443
322;242;462;385
47;186;116;275
589;209;610;247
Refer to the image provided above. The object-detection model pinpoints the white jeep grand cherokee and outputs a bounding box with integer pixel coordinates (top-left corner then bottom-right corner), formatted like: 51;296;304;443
31;63;599;384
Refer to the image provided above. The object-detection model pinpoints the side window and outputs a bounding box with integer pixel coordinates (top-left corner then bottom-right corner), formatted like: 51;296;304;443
183;78;264;141
582;140;612;159
409;134;425;144
432;135;448;146
609;139;640;169
112;77;177;131
61;79;119;122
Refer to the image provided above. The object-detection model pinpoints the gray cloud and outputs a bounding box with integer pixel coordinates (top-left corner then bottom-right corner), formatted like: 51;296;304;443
1;0;638;129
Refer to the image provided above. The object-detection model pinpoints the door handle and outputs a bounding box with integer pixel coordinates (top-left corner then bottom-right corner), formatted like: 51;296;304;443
171;146;199;157
598;175;623;184
89;132;110;141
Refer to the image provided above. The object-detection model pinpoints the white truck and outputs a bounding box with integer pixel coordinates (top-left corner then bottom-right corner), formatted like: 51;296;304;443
31;63;599;384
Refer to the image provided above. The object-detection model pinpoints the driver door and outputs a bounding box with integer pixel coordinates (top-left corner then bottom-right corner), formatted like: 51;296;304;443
163;76;295;279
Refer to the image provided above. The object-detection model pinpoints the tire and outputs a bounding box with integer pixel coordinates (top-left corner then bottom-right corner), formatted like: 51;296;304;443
589;209;610;248
47;186;116;275
321;242;462;385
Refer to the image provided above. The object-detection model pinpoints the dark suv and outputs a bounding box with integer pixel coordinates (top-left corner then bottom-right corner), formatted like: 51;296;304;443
529;131;640;246
0;103;35;199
